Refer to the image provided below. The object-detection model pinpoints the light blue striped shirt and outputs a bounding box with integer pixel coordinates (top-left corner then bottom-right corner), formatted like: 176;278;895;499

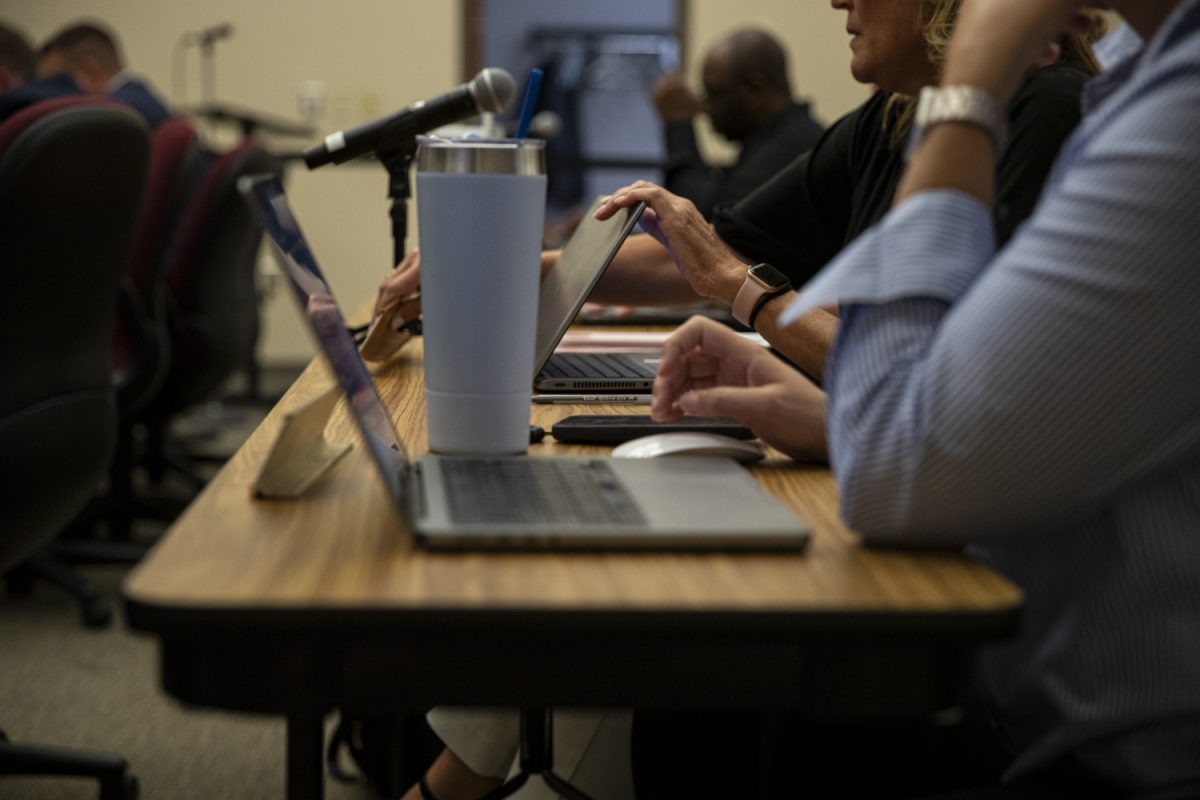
1093;22;1144;71
783;1;1200;789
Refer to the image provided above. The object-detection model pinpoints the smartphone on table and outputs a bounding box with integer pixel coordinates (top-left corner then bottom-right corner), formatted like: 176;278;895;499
550;415;754;445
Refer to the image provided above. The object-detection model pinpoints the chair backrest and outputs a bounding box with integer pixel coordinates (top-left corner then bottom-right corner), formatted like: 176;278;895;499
0;98;150;570
157;140;282;411
113;116;202;417
128;117;202;305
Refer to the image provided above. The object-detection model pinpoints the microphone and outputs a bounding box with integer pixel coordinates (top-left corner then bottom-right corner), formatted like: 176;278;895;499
186;23;234;46
303;68;517;169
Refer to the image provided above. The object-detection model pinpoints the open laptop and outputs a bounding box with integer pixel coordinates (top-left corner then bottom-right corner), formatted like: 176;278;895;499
243;175;809;551
532;197;661;394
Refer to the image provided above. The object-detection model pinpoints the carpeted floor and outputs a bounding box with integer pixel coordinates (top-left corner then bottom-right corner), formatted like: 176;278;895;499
0;564;375;799
0;371;380;799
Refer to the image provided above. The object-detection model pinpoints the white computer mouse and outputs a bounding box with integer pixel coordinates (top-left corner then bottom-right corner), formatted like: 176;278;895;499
611;432;765;463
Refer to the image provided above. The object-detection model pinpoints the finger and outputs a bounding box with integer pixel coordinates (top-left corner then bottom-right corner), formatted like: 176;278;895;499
540;250;560;281
376;274;420;317
595;183;667;218
654;319;711;415
682;351;720;381
658;317;711;376
651;374;684;421
676;385;769;425
393;248;420;272
394;296;422;328
594;185;638;218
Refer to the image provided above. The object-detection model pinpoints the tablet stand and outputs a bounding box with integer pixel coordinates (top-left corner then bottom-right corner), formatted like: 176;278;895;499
480;709;597;800
253;384;352;498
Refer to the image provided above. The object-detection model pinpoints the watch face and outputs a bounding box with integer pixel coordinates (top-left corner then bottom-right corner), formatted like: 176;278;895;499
749;263;789;290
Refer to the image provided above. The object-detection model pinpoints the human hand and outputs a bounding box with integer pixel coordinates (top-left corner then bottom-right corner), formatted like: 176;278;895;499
594;181;745;304
652;73;703;123
653;316;828;461
373;249;422;322
362;250;422;362
946;0;1097;102
540;249;560;282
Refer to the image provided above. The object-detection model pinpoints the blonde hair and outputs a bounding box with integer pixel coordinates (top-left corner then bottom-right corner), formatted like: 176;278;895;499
921;0;960;72
884;0;1099;149
883;0;957;148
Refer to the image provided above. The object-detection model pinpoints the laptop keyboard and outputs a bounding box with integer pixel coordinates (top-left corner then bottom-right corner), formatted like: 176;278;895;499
441;458;646;526
542;353;656;379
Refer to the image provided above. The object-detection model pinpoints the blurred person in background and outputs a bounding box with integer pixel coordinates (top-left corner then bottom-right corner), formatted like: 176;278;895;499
653;26;824;219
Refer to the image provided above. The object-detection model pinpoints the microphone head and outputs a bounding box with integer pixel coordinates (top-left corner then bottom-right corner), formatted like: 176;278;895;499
470;68;516;114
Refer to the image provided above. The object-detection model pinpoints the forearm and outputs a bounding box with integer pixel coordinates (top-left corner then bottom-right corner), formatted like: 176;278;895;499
896;123;996;208
754;295;838;381
588;234;705;306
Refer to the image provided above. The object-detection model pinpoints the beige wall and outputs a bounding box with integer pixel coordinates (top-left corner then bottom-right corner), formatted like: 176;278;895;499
10;1;865;364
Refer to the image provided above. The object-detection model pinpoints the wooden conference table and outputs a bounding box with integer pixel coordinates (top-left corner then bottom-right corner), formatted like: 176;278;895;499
123;336;1022;799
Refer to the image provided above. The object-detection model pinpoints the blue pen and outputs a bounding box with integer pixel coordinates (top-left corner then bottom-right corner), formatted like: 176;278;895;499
514;68;544;139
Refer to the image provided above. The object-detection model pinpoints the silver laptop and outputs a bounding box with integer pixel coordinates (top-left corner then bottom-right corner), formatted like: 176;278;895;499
244;175;810;551
533;197;660;393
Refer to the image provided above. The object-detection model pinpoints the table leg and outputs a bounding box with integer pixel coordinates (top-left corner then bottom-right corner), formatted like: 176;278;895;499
286;712;325;800
480;709;597;800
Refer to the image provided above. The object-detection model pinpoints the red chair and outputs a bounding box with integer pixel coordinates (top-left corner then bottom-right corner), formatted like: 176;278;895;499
0;96;146;799
115;116;203;418
102;117;204;539
138;139;283;485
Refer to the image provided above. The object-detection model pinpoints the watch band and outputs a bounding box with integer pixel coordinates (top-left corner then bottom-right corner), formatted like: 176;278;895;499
747;287;790;330
732;263;789;327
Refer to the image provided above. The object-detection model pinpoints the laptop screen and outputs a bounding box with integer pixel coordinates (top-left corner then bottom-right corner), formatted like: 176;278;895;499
533;198;645;377
241;175;410;503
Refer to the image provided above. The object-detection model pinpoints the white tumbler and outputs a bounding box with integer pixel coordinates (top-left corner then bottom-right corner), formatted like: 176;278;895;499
415;137;547;454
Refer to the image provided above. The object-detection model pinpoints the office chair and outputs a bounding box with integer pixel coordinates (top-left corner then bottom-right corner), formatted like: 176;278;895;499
137;139;282;488
100;117;205;540
0;96;146;800
115;116;203;421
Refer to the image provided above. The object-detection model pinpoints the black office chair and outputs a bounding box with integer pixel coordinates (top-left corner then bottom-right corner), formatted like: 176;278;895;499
0;96;146;799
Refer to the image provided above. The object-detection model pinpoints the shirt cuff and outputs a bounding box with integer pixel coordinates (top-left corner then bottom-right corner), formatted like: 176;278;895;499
779;190;995;325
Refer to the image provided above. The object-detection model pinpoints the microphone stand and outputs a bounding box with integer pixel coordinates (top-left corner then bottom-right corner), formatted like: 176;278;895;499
199;37;218;104
378;140;418;268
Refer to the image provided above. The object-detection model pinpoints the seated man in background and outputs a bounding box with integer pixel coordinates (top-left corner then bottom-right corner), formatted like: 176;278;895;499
653;26;824;219
0;21;80;122
39;21;171;129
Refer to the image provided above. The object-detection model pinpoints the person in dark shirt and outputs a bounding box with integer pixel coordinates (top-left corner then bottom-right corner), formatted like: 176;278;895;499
40;21;170;129
0;22;81;122
654;27;824;219
591;5;1098;382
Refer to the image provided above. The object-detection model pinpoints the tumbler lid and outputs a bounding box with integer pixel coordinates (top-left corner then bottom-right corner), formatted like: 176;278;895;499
415;136;545;176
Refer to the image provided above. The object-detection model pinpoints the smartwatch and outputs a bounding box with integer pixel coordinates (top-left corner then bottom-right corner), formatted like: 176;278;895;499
732;262;791;329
